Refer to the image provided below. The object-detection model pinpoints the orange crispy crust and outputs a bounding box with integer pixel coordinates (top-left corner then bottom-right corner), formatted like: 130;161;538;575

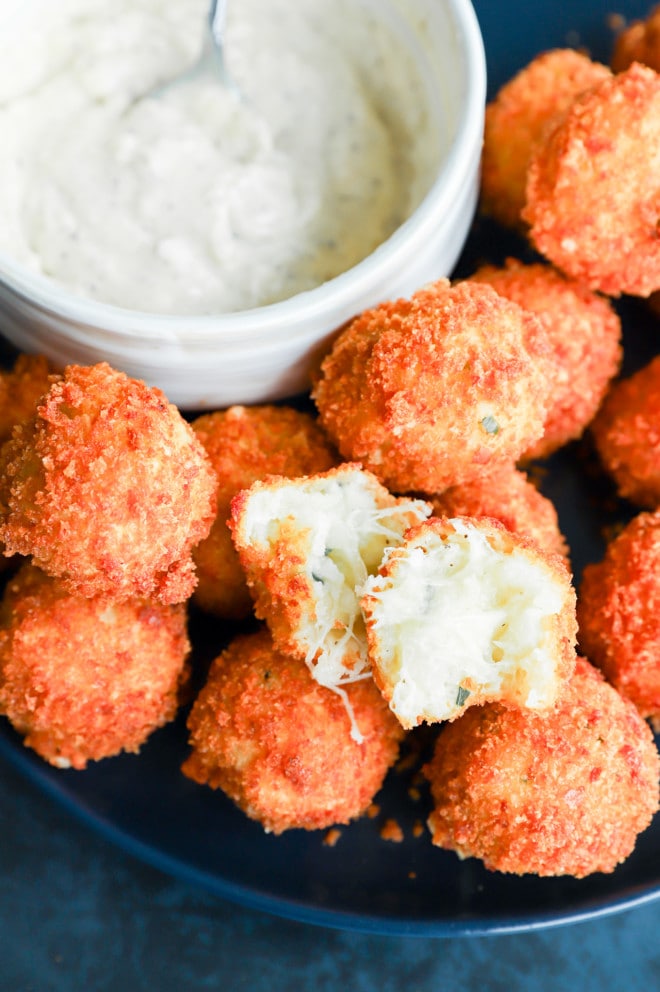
424;657;659;877
0;363;217;604
0;564;190;769
181;628;404;834
429;464;569;561
191;404;337;619
523;63;660;297
363;516;577;723
313;279;552;495
590;355;660;509
612;5;660;73
481;49;611;229
469;260;622;459
577;511;660;724
0;354;55;445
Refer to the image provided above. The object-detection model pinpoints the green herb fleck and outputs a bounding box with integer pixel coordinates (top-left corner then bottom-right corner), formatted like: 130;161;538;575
480;414;500;435
456;686;471;707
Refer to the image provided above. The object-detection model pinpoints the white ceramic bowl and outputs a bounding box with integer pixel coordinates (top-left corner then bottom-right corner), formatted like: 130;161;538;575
0;0;486;410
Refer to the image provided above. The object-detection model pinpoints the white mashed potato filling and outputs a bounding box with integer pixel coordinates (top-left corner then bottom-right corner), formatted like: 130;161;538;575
361;519;569;728
234;466;430;689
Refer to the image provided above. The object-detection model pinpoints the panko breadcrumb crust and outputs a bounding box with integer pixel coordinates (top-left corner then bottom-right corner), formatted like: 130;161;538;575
424;657;660;877
523;63;660;298
480;49;611;229
0;363;217;604
589;354;660;509
0;353;54;445
429;464;569;561
182;628;404;834
611;4;660;73
312;279;553;495
191;404;337;619
0;563;190;769
577;510;660;726
468;260;622;460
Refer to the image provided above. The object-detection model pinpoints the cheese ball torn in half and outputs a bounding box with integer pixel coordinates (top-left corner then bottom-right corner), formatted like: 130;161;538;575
361;516;577;729
230;464;431;697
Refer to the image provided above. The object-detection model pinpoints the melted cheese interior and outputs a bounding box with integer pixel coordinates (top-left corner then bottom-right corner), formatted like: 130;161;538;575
362;520;566;727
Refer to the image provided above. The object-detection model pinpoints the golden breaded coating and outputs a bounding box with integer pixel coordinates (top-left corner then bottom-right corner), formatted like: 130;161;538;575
481;49;611;229
0;363;217;604
589;355;660;509
191;405;337;619
429;464;569;561
468;260;622;460
181;628;404;834
424;657;659;877
523;63;660;298
361;516;577;729
612;5;660;73
313;279;552;494
578;510;660;726
230;463;430;701
0;354;54;445
0;563;190;769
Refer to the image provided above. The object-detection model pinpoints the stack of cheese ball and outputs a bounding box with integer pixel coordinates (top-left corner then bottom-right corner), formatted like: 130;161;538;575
0;11;659;882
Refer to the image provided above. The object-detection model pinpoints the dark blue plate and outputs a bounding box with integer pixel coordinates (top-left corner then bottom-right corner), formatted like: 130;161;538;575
0;0;658;937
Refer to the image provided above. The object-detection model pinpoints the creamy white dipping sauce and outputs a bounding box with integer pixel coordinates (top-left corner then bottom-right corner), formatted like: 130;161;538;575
0;0;439;315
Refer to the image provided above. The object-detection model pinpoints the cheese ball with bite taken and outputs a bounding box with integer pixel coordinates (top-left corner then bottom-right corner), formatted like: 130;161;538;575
0;563;190;770
468;259;622;460
612;5;660;73
313;279;552;495
429;464;569;561
181;627;405;834
480;49;611;229
577;510;660;727
424;657;659;877
523;63;660;298
360;516;577;730
0;362;217;604
589;355;660;509
191;404;338;620
230;463;430;698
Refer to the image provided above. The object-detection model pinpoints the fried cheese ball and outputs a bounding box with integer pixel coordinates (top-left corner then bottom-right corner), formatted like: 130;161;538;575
313;279;552;495
468;260;622;460
429;464;569;561
190;405;337;619
589;355;660;509
424;657;659;877
481;49;611;229
230;463;430;696
577;510;660;726
181;628;405;834
612;5;660;73
361;516;577;730
0;563;190;769
0;353;54;444
0;363;217;604
523;63;660;298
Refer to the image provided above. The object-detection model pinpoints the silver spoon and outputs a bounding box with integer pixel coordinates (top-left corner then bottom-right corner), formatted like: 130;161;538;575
143;0;239;102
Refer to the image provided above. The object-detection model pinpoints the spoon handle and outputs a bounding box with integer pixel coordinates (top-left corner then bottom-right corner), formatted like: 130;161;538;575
209;0;228;44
